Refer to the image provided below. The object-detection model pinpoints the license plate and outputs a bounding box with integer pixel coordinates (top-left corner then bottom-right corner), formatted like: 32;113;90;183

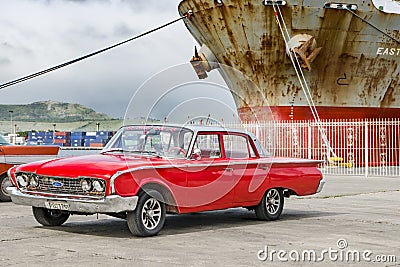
45;201;70;211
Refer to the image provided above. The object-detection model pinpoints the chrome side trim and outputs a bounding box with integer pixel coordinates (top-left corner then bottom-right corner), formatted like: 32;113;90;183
6;187;138;214
1;155;57;165
109;158;323;194
109;161;256;193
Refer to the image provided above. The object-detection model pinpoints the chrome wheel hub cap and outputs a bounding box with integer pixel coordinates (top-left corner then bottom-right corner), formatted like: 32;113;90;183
141;198;162;230
266;189;280;215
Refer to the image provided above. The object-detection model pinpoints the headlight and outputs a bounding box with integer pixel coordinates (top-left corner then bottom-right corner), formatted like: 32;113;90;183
80;179;92;191
16;175;28;188
29;174;39;188
92;180;105;192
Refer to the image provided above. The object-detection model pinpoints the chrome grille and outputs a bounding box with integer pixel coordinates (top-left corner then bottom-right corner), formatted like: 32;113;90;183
18;172;106;198
39;176;83;195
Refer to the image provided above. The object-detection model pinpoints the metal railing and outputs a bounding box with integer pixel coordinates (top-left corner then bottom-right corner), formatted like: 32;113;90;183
225;119;400;177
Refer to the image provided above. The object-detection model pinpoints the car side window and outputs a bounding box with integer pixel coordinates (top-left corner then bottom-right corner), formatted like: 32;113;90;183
194;134;221;158
223;134;254;159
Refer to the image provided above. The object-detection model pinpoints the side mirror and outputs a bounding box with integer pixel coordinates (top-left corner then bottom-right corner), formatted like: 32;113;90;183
190;148;201;160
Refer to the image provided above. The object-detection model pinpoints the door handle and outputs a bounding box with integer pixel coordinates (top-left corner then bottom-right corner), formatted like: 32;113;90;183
224;167;233;172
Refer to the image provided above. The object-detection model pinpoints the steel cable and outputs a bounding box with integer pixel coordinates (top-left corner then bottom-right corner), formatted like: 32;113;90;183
345;8;400;45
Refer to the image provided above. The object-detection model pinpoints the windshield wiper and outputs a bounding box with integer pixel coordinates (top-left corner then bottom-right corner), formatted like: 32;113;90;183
101;148;125;154
103;149;162;158
130;150;163;158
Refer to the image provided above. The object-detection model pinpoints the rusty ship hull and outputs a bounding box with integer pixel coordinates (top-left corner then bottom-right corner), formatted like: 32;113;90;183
178;0;400;121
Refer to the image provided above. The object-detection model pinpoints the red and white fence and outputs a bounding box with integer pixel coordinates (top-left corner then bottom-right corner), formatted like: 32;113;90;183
228;119;400;177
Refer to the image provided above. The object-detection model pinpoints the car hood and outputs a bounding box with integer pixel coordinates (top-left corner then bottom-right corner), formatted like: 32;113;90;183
15;153;165;180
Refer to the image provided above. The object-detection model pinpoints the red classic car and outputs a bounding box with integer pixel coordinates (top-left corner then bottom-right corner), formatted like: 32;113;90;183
7;124;324;236
0;134;59;202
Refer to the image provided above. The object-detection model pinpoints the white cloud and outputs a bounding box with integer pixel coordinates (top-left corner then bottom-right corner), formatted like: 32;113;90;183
0;0;232;119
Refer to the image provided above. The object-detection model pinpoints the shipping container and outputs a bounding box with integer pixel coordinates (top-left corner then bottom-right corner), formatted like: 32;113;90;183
71;140;84;146
89;143;104;148
71;131;86;137
86;132;97;136
54;132;71;137
84;136;97;141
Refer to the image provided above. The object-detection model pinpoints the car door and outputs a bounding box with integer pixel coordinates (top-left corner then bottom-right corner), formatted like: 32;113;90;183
222;133;270;203
184;132;234;211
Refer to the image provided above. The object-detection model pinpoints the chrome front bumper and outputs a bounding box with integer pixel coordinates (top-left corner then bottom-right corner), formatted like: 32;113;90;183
316;178;326;193
6;187;138;214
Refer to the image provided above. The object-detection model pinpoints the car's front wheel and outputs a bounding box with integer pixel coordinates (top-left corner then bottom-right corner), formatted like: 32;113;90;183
0;175;12;202
32;207;70;226
127;190;166;237
255;188;284;221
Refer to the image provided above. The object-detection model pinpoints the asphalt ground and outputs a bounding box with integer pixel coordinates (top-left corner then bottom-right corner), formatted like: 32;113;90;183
0;175;399;267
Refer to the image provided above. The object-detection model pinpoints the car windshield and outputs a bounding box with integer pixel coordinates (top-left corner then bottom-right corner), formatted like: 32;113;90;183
102;125;194;158
0;135;10;145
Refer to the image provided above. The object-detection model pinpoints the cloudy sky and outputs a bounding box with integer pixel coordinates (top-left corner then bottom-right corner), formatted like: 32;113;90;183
0;0;237;121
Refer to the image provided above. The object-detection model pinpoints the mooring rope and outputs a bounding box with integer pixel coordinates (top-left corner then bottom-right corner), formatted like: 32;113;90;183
271;3;337;159
0;11;193;91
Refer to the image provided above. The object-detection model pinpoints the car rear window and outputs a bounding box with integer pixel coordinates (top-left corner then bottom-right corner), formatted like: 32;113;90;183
223;134;255;158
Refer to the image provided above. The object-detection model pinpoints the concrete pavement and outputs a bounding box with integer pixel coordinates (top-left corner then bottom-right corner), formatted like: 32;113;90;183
0;175;399;266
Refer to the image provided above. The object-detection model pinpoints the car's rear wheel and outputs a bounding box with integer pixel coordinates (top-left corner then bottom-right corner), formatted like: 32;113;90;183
32;207;70;226
127;190;166;237
0;175;12;202
255;188;284;221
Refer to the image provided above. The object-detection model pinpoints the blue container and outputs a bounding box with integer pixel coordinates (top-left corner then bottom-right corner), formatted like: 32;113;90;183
28;132;37;138
71;140;84;146
71;131;86;137
71;142;83;147
84;140;91;147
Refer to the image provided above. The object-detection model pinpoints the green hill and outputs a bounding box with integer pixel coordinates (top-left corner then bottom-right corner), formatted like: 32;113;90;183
0;101;113;122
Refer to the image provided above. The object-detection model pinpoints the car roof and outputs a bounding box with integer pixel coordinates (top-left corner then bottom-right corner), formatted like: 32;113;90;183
0;134;10;145
121;124;254;137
